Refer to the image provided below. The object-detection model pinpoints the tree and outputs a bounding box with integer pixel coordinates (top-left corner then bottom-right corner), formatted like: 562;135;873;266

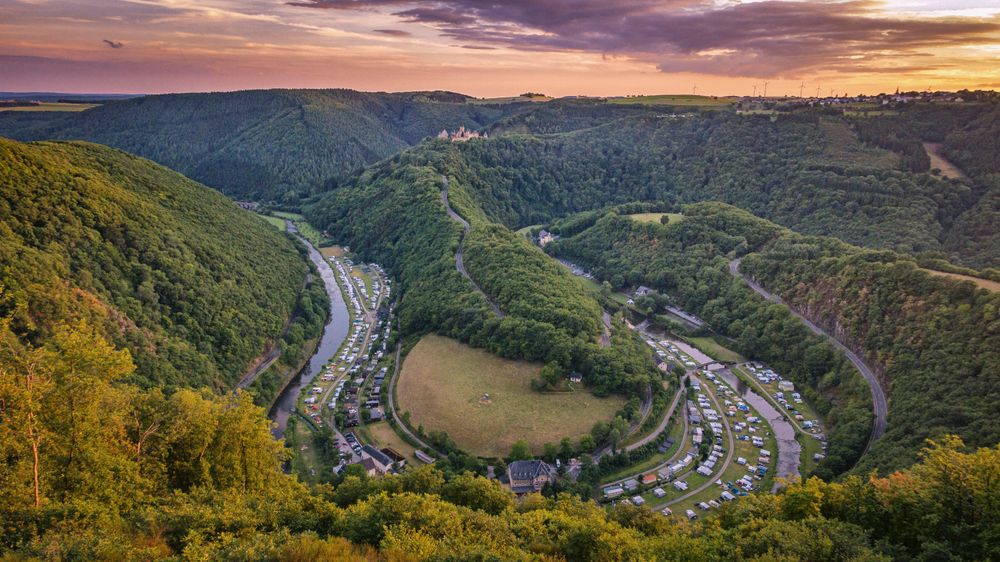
508;440;531;461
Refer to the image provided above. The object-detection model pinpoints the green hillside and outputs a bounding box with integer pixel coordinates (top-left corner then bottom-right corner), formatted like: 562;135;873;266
547;202;1000;476
0;137;307;389
0;89;526;203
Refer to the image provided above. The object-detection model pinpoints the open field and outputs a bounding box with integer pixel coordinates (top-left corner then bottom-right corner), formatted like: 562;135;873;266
515;224;542;237
363;421;420;461
258;214;286;230
0;102;99;112
628;213;684;225
274;211;327;246
921;269;1000;292
688;337;745;363
321;245;347;258
396;335;624;457
608;95;735;107
468;96;552;105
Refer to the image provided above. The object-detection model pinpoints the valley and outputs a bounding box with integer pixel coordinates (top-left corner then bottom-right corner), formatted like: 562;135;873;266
1;88;997;561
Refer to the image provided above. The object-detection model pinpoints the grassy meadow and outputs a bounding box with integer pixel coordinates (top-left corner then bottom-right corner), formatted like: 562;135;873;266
396;335;624;457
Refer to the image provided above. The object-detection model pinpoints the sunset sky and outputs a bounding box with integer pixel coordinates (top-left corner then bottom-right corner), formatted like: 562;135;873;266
2;0;999;97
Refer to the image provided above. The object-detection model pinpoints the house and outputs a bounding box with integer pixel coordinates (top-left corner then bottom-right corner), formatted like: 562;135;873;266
507;460;555;494
623;478;640;491
603;485;624;499
360;444;394;476
778;380;795;392
635;285;653;297
568;372;583;383
641;473;658;486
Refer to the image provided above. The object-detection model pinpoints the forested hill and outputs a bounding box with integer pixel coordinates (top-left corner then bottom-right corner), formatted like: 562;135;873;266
0;137;306;389
335;109;991;268
0;89;524;203
547;203;999;475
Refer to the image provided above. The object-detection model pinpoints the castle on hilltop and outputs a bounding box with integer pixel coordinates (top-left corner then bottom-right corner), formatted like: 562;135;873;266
437;126;487;142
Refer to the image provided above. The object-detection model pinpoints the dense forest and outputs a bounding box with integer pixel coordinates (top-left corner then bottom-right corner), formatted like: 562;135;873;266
548;202;999;475
0;137;306;389
4;92;996;268
305;151;657;396
367;111;984;268
0;319;995;560
547;204;874;477
740;234;1000;473
0;90;528;203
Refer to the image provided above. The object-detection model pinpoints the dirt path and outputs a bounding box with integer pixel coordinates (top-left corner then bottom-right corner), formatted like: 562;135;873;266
728;258;887;454
440;176;504;318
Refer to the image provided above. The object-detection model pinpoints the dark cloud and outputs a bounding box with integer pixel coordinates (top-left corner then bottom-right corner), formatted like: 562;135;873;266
288;0;1000;77
459;44;495;50
372;28;411;36
103;39;124;49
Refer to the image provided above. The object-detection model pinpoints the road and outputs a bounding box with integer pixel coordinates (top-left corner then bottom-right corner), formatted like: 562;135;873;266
658;372;737;509
728;259;888;451
236;345;281;388
600;312;612;348
440;176;504;318
386;342;443;459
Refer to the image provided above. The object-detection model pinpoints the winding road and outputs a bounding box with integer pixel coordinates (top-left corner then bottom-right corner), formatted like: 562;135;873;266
386;342;444;459
441;176;504;318
728;258;888;452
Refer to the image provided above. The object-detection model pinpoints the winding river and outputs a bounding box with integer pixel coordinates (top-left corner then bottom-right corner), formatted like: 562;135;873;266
717;368;801;489
269;222;350;438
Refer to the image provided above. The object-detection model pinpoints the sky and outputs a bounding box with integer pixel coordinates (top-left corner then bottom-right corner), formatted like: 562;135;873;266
2;0;999;97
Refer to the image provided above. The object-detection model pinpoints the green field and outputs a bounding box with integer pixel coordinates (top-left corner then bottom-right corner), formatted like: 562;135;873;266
0;102;99;112
608;95;735;107
258;214;286;230
273;211;327;246
627;213;684;225
396;335;624;458
688;337;745;363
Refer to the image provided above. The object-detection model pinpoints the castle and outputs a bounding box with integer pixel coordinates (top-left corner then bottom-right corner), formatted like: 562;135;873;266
437;126;487;142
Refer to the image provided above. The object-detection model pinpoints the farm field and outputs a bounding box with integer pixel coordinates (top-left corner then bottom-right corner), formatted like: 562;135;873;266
321;245;347;258
688;337;745;363
0;102;99;112
920;269;1000;292
273;211;327;246
608;95;735;107
258;214;286;230
396;335;624;458
627;213;684;225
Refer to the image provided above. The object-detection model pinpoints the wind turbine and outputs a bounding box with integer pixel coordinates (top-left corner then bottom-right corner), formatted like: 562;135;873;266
763;81;769;98
799;81;805;98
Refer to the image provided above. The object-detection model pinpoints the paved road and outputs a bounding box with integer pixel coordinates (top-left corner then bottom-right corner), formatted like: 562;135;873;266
440;176;504;318
237;345;281;388
624;377;684;453
386;342;443;459
659;372;737;509
728;259;888;452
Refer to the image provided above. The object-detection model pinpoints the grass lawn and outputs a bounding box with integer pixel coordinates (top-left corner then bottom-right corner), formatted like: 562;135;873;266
366;421;420;461
609;95;735;107
258;214;286;230
397;335;624;458
627;213;684;225
688;337;745;363
0;102;99;112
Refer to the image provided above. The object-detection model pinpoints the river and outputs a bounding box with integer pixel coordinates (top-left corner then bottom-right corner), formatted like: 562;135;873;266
269;221;350;438
716;367;801;489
